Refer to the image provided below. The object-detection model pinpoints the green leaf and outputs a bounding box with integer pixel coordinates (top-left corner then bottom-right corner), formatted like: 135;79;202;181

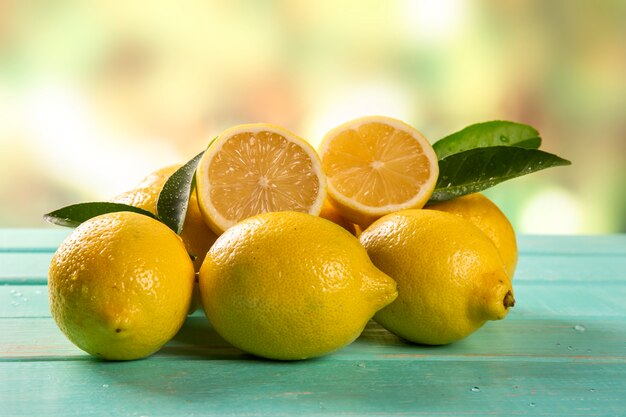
428;147;571;202
433;121;542;160
43;202;157;228
156;151;205;234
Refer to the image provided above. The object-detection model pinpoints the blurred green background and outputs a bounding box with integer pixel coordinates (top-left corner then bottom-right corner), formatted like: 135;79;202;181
0;0;624;233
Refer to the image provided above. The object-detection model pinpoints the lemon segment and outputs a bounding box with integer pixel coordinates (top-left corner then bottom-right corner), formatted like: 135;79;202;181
196;124;327;234
319;116;439;228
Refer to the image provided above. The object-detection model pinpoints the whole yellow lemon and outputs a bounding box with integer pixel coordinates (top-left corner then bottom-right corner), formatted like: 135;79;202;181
199;211;397;360
114;165;218;313
318;198;358;235
48;212;195;360
360;209;514;345
113;164;218;271
428;193;518;278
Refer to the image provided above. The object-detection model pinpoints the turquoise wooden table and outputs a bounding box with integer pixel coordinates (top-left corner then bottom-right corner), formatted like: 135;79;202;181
1;230;625;416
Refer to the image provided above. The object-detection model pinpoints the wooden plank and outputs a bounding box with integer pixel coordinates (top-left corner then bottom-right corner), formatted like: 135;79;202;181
515;254;626;282
2;251;625;285
512;282;626;317
1;230;624;256
518;234;626;255
1;356;624;416
0;252;53;284
1;232;625;417
2;280;626;320
2;316;625;363
0;228;70;252
1;231;624;285
0;285;49;318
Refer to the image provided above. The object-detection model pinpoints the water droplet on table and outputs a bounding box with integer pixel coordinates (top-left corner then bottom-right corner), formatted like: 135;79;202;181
357;362;365;368
529;402;536;407
589;388;595;392
573;324;586;332
567;346;574;351
470;386;480;392
102;384;109;388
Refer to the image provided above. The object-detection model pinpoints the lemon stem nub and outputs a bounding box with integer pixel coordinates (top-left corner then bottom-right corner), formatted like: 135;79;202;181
503;291;515;308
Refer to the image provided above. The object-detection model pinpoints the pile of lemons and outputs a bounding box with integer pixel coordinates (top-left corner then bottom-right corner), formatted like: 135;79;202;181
48;116;516;361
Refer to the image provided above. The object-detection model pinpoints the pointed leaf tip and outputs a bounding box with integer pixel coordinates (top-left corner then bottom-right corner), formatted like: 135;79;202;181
156;151;205;234
429;147;571;202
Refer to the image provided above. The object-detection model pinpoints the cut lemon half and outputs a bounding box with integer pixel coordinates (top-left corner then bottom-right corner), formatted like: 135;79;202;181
318;116;439;228
196;123;326;234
